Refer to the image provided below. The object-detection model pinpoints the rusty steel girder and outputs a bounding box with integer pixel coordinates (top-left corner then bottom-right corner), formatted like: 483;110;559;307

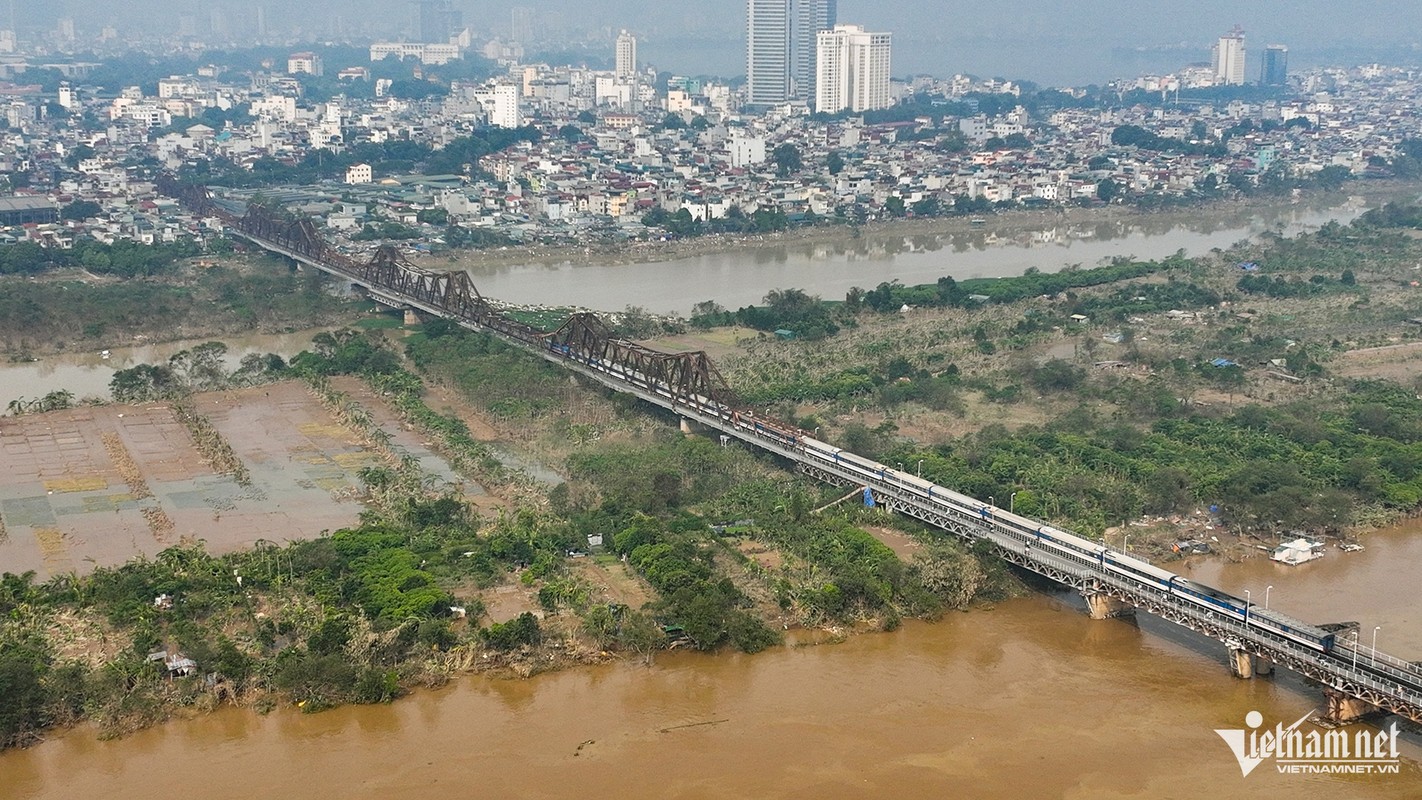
157;174;739;415
545;313;737;412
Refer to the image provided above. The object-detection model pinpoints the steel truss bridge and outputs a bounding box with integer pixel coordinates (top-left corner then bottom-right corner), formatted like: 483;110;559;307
159;176;1422;723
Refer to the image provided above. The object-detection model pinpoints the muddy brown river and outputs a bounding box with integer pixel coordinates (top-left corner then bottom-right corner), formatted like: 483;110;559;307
4;527;1420;798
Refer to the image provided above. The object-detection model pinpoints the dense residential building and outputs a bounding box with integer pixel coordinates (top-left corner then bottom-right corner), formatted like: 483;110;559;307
615;30;637;80
1262;44;1289;86
1213;26;1246;86
345;163;372;184
287;52;323;77
746;0;836;106
475;82;522;128
815;24;891;114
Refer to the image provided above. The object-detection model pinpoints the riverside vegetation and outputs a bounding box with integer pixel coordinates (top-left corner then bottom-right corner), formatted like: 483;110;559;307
683;201;1422;548
0;246;363;357
0;322;1017;750
9;201;1422;750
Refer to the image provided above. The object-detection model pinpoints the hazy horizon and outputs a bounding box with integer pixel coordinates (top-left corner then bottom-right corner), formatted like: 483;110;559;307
18;1;1422;86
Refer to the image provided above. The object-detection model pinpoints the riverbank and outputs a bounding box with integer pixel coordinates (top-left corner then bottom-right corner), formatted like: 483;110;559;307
0;257;370;361
437;182;1421;272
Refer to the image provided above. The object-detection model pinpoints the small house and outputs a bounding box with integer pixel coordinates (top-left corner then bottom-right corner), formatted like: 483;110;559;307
1271;538;1325;565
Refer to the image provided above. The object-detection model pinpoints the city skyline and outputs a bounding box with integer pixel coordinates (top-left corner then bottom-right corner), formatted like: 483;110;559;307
6;2;1422;88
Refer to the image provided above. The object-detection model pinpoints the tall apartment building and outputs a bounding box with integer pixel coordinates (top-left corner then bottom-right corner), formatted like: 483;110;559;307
746;0;836;106
1261;44;1288;86
1212;26;1246;86
815;24;891;114
615;30;637;79
416;0;458;44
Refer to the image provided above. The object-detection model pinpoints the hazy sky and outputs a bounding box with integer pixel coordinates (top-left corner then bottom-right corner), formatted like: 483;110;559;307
30;1;1422;85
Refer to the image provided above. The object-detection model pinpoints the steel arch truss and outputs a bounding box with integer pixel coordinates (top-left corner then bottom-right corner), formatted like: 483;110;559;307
546;313;738;415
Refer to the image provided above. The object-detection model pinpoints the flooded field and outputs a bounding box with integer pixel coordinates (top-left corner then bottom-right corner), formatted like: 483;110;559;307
0;380;464;577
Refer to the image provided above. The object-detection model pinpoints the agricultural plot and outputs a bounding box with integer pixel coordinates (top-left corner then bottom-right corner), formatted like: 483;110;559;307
0;381;462;578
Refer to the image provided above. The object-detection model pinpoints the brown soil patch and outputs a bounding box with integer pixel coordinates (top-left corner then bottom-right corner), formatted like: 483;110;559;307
864;526;924;561
479;582;542;623
0;380;466;577
570;557;654;608
639;329;747;361
734;538;785;570
423;382;501;442
1335;340;1422;382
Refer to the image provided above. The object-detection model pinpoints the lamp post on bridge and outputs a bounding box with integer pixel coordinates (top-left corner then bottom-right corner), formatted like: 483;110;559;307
1010;492;1017;513
1265;585;1273;609
989;495;994;509
917;459;924;478
1244;589;1251;629
1351;629;1360;670
1373;626;1382;666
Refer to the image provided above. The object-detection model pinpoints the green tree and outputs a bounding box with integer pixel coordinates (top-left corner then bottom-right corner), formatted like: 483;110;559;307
61;200;103;221
0;643;48;748
826;150;845;175
772;143;803;177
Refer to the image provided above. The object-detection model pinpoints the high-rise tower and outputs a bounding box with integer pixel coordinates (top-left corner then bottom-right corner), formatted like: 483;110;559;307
1212;25;1246;86
746;0;836;107
1261;44;1288;86
815;24;891;114
615;30;637;79
416;0;457;44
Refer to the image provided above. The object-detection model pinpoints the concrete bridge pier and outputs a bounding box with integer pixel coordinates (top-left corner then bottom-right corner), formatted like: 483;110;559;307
1323;688;1380;722
1253;654;1275;677
680;416;707;436
1082;592;1135;620
1226;644;1275;679
403;307;422;326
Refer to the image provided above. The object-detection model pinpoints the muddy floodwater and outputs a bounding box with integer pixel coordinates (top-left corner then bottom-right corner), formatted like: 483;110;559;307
5;527;1420;798
1;327;333;408
465;199;1380;314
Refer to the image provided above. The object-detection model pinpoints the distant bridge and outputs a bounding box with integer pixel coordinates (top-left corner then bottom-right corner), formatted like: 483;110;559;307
157;175;1422;724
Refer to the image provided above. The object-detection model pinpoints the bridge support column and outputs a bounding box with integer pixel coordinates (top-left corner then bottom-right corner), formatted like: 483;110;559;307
1227;645;1269;679
1322;688;1379;722
679;417;706;436
1253;654;1274;677
403;308;422;326
1082;592;1134;620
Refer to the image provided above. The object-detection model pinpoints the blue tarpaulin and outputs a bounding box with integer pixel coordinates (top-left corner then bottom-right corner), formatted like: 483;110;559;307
863;487;875;508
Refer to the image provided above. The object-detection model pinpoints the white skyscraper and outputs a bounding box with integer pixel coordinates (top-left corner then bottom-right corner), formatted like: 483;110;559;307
815;24;891;114
615;30;637;79
746;0;836;107
1212;26;1246;86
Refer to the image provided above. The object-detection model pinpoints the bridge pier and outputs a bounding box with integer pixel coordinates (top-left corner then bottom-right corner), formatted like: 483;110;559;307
403;308;422;326
679;416;707;436
1226;645;1275;679
1082;592;1135;620
1323;688;1380;722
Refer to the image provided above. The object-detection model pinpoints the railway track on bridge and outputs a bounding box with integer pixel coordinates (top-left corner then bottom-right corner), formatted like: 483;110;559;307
157;175;1422;724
